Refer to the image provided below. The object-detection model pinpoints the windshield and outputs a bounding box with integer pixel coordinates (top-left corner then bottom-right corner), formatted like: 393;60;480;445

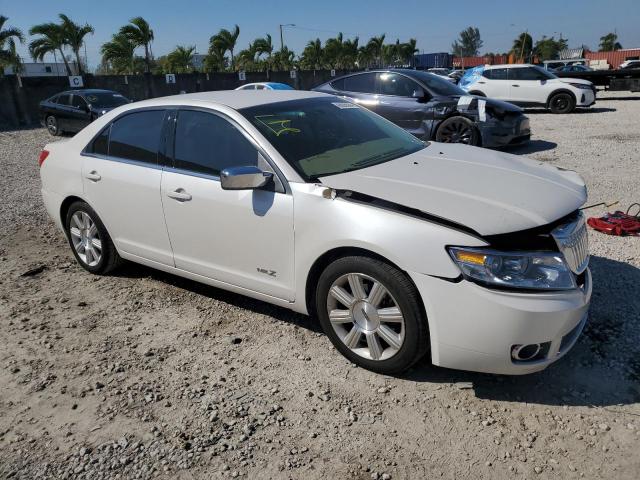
84;92;129;108
404;70;467;96
239;97;426;180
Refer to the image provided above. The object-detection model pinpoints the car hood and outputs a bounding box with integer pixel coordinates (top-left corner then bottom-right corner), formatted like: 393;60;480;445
319;143;587;236
555;77;593;86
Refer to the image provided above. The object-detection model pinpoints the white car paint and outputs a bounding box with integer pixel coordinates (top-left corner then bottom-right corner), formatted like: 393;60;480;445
39;90;591;375
463;64;595;110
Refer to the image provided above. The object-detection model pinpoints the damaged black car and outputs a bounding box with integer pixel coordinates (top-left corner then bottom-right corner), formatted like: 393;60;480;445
313;69;531;148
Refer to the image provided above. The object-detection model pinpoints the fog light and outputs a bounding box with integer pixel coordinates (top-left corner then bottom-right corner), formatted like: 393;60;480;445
511;343;541;361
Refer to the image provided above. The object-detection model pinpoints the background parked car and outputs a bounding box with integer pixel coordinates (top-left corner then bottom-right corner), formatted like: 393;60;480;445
619;60;640;70
235;82;294;90
427;67;456;83
554;64;593;73
459;64;596;114
40;89;130;136
313;69;531;148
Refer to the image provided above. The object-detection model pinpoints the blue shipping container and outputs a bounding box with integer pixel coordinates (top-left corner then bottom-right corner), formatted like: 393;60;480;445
414;53;453;69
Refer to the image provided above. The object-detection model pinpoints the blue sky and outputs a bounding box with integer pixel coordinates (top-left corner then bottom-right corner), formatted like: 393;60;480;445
3;0;639;70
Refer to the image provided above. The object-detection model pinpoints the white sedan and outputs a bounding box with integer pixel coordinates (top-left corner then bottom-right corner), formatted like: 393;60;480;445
39;90;591;375
235;82;294;90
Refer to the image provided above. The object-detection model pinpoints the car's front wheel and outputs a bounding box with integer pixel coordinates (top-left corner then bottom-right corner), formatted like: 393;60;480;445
45;115;61;136
435;116;480;146
65;201;122;274
548;92;576;114
315;256;429;374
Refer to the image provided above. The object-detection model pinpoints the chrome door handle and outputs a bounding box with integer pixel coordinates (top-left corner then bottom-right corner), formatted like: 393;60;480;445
478;81;486;84
85;171;101;182
512;84;520;87
167;189;192;202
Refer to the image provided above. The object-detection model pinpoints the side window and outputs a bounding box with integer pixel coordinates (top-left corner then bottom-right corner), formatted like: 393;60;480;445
109;110;165;164
255;84;266;90
57;94;71;105
485;68;508;80
89;126;110;156
174;110;258;177
377;73;419;97
512;67;543;81
71;95;87;109
330;78;345;91
342;73;376;93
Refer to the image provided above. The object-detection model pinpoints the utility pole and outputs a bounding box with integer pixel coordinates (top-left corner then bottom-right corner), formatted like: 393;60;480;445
279;24;295;52
520;29;529;63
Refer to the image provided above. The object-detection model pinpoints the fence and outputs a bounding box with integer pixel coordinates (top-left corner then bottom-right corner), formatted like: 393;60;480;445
0;69;355;128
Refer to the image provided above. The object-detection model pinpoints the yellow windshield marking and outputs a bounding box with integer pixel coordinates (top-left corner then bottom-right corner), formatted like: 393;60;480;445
255;115;301;136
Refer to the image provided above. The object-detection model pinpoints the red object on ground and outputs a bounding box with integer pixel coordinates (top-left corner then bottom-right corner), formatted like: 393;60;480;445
587;204;640;236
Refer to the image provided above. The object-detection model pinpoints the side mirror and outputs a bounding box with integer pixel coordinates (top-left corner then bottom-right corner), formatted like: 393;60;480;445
220;166;273;190
412;88;428;101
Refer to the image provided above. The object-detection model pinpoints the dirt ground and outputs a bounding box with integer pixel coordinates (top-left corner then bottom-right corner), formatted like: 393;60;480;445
1;91;639;479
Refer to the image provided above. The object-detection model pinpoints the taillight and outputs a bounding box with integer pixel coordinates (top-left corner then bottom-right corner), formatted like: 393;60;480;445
38;150;50;167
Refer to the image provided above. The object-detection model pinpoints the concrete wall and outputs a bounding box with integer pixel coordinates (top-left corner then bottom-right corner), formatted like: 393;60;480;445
0;69;354;128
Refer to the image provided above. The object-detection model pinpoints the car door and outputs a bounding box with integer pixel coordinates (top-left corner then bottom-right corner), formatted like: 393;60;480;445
334;72;379;108
161;108;295;300
477;68;512;100
82;109;174;266
69;94;92;131
509;67;547;104
54;93;74;130
374;72;427;135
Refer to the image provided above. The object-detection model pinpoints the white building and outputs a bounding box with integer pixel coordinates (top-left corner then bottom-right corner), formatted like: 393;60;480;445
3;62;78;77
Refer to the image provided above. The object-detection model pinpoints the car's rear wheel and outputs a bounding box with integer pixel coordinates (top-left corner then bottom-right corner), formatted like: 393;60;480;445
65;201;122;274
549;92;576;114
315;256;429;374
45;115;61;136
435;116;480;146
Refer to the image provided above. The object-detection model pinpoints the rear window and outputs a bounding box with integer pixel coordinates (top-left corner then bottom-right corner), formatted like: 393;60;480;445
342;73;376;93
483;68;509;80
84;92;129;108
56;94;71;105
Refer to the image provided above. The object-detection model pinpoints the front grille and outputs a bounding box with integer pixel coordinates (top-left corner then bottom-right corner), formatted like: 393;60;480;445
551;212;589;274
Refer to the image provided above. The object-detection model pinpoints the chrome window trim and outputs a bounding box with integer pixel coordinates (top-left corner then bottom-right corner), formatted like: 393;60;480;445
81;152;162;171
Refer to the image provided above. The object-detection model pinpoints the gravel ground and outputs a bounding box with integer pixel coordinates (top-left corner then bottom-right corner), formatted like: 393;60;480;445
1;91;639;480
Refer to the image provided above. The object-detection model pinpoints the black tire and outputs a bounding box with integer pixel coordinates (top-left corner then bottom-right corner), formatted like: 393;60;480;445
435;116;480;146
45;115;61;136
315;256;429;375
64;201;122;275
468;90;486;97
548;92;576;114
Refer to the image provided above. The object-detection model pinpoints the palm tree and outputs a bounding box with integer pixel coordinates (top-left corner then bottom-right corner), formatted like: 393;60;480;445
204;44;227;72
511;32;533;62
59;14;93;75
0;16;25;73
402;38;418;66
236;42;256;70
324;32;345;68
167;45;195;73
254;33;274;71
357;44;375;69
120;17;154;73
29;22;72;75
342;37;359;69
300;38;323;71
100;33;136;74
367;34;385;67
211;25;240;70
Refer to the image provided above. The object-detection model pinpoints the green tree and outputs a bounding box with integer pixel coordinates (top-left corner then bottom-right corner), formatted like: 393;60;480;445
204;44;227;72
599;32;622;51
511;32;533;62
534;36;568;61
324;32;345;68
59;14;93;75
0;16;25;73
100;33;136;74
29;21;72;75
166;45;195;73
211;25;240;70
366;34;385;67
300;38;324;70
357;43;375;69
236;42;257;71
120;17;154;72
402;38;418;65
254;34;274;71
451;27;483;57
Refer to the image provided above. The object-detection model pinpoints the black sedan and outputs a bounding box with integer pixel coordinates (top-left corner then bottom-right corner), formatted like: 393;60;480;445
40;89;130;136
313;69;530;148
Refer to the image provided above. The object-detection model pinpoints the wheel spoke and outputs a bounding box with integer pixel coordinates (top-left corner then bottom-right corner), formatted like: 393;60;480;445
91;238;102;251
367;282;386;307
330;285;355;308
377;325;402;350
88;224;98;238
70;227;81;239
72;214;83;230
347;273;367;300
329;309;353;324
377;306;403;323
344;326;362;349
366;333;383;360
85;247;94;264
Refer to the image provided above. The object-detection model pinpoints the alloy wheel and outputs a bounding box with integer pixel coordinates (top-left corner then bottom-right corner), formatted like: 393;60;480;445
552;95;570;111
69;211;102;267
438;120;474;144
326;273;405;361
46;116;57;135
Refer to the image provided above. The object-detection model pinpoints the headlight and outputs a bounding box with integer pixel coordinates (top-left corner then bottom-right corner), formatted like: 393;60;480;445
448;247;577;290
569;83;592;90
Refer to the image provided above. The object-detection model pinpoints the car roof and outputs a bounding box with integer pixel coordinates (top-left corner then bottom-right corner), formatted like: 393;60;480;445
484;64;534;69
129;90;327;110
58;89;120;95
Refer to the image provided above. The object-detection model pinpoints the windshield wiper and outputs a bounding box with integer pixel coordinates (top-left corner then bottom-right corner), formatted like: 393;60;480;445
353;148;406;167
